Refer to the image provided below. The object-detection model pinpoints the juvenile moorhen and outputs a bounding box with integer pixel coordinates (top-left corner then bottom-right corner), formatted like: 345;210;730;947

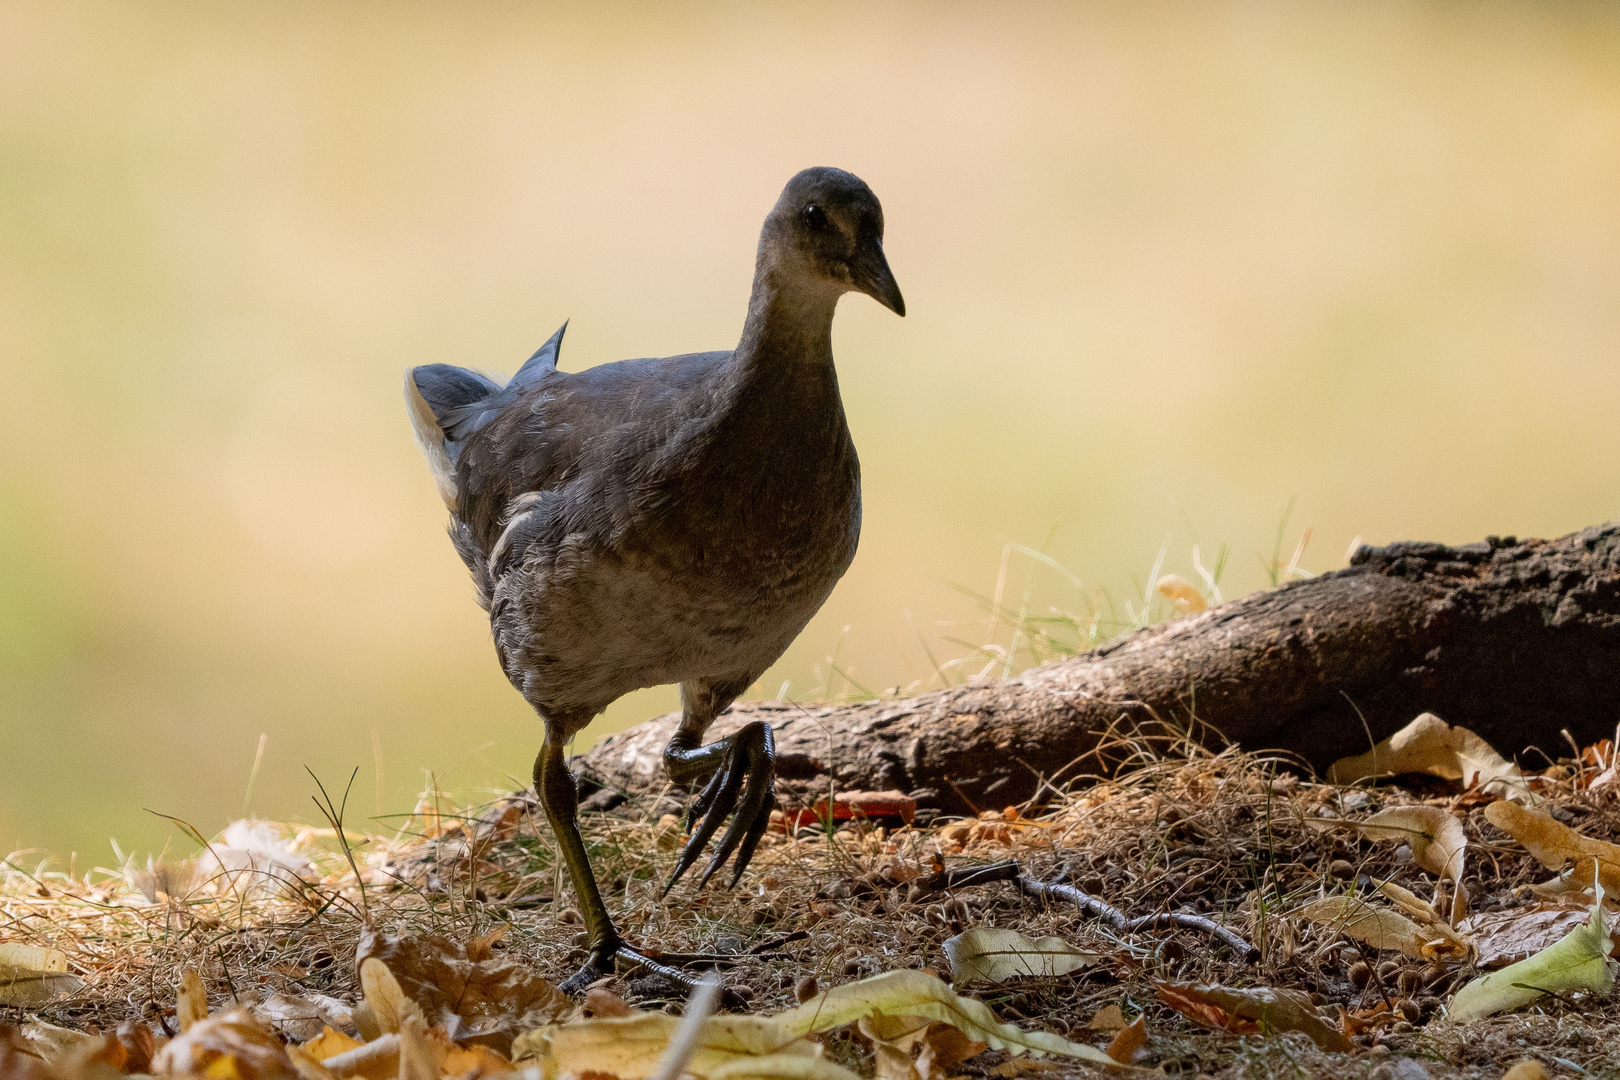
404;167;903;993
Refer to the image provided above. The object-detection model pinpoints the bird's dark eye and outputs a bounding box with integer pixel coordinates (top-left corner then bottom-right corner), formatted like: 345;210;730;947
803;204;827;231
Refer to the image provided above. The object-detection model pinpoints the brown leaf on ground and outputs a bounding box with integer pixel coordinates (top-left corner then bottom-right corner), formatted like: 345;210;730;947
1485;800;1620;891
1082;1005;1128;1032
1326;712;1532;800
1460;902;1611;968
0;1028;52;1080
1154;983;1352;1054
1502;1061;1552;1080
1155;985;1260;1036
1295;895;1470;962
1346;806;1467;885
1335;1006;1398;1039
580;987;636;1020
356;926;572;1054
858;1013;987;1080
1104;1016;1147;1065
152;1008;301;1080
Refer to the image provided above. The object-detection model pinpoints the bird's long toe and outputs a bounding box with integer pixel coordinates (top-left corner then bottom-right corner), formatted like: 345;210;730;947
664;721;775;893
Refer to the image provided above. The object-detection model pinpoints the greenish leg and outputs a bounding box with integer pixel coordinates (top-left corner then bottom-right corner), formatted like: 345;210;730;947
534;739;711;996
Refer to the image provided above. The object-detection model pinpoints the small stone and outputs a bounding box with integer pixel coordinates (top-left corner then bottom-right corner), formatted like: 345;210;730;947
1372;1055;1429;1079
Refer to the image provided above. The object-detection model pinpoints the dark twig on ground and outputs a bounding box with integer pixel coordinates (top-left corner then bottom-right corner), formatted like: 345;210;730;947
915;859;1258;959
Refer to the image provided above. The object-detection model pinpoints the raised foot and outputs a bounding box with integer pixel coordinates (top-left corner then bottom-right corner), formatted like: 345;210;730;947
664;720;776;893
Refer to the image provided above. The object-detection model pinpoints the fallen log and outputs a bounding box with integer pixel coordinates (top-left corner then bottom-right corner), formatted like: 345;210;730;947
579;522;1620;815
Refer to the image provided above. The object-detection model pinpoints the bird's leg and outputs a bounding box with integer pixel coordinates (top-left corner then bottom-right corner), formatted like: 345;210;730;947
663;716;776;894
533;740;706;996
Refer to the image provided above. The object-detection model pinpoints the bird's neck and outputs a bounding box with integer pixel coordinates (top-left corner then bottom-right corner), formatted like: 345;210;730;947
734;256;842;371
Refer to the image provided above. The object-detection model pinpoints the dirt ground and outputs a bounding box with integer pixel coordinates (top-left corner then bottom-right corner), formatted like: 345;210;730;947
5;733;1620;1079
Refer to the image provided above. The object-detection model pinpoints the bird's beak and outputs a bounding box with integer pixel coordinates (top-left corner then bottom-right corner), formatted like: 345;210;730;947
852;243;906;317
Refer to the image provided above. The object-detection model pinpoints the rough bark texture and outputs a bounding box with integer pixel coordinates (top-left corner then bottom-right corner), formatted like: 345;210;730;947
579;522;1620;814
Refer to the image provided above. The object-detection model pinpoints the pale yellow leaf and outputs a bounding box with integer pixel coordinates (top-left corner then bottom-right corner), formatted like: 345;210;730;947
358;958;425;1036
0;944;81;1006
513;1012;809;1080
775;969;1114;1063
943;927;1096;986
177;969;209;1032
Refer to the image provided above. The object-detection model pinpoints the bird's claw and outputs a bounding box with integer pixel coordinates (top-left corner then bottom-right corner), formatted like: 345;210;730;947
559;942;747;1008
664;721;775;893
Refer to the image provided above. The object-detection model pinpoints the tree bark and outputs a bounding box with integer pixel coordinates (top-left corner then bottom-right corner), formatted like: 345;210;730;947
578;522;1620;814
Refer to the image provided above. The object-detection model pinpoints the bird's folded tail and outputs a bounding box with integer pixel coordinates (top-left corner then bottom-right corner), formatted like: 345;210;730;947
405;322;567;511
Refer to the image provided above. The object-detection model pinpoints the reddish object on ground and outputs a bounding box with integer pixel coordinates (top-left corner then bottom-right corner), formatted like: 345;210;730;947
782;790;917;829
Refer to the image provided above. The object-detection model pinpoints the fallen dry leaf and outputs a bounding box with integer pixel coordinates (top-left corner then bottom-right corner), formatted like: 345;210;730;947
297;1027;364;1063
1460;903;1610;968
0;1029;52;1080
1347;806;1467;885
1296;895;1470;962
1155;574;1206;615
1334;1005;1399;1039
152;1008;301;1080
1326;712;1533;801
1486;800;1620;893
706;1054;863;1080
358;958;425;1035
775;969;1114;1063
1103;1016;1147;1065
858;1013;986;1080
1082;1005;1128;1032
1154;984;1259;1036
1154;983;1352;1053
580;986;635;1019
252;991;354;1043
943;927;1096;986
357;925;570;1054
178;969;209;1033
0;944;82;1007
1449;892;1615;1021
512;1010;809;1080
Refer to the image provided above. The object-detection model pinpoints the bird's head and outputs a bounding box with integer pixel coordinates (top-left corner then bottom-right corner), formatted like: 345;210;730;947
763;167;905;317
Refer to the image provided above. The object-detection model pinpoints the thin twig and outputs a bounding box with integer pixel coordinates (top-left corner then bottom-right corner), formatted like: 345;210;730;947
914;859;1258;960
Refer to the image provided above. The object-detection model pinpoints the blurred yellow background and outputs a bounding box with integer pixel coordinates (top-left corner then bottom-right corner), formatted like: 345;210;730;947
3;2;1618;861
